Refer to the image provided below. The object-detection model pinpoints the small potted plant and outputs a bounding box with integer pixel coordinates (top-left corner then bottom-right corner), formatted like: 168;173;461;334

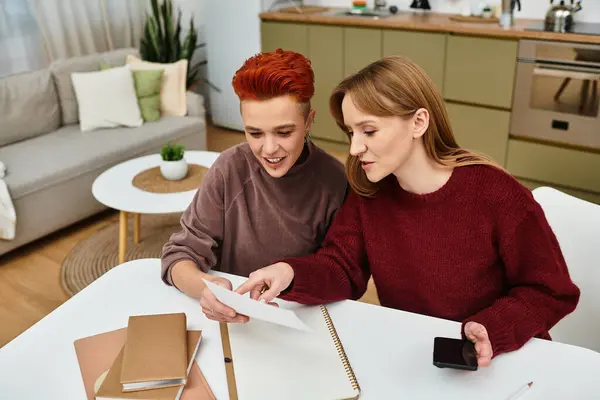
482;5;493;18
160;143;188;180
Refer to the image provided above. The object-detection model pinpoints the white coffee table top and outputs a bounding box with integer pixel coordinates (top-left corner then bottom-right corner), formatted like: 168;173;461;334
92;151;220;214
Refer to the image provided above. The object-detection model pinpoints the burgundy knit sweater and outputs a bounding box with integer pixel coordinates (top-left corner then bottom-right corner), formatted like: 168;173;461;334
279;165;580;357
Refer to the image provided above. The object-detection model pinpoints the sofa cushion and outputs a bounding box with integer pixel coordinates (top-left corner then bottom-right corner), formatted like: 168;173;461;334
71;66;143;132
0;116;205;200
0;69;61;147
100;62;163;122
50;48;140;126
126;55;188;117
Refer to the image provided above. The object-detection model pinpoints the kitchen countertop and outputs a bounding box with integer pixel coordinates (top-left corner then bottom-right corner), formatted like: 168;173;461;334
259;7;600;45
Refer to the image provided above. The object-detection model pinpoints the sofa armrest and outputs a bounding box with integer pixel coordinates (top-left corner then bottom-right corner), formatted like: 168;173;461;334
186;91;205;118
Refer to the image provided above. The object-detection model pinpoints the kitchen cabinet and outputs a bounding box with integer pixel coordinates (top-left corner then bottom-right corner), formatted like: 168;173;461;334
382;30;446;91
261;22;308;56
260;22;345;142
308;25;346;142
446;102;510;166
259;18;600;204
344;27;382;77
506;139;600;194
444;35;518;109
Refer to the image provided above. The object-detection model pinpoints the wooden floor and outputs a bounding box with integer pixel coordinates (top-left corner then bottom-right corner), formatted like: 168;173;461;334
0;122;379;349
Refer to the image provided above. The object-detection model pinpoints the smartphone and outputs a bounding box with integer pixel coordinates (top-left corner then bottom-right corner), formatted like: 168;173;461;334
433;337;478;371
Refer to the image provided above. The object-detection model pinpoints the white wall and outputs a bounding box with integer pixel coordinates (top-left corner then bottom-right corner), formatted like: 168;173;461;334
304;0;599;23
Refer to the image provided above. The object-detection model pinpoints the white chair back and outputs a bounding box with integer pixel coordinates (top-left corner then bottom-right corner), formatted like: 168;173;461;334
532;186;600;353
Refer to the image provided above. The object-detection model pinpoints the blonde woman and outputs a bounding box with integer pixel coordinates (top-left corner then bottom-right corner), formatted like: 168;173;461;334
236;56;580;367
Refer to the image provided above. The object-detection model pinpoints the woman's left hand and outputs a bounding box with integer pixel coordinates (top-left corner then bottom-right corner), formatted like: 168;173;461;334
464;321;493;367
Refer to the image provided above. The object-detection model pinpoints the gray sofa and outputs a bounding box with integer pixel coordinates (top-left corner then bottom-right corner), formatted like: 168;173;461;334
0;48;207;256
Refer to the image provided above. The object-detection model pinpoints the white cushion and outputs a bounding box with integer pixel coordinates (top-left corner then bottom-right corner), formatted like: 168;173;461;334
71;66;143;132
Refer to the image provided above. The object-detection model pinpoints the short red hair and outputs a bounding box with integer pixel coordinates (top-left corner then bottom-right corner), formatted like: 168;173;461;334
232;48;314;103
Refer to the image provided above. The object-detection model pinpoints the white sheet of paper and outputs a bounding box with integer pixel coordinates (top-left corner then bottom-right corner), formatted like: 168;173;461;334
202;279;314;332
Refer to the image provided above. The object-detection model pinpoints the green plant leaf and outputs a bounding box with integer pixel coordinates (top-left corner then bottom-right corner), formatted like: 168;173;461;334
187;18;197;61
161;0;172;62
149;18;161;59
140;0;200;89
174;10;182;60
161;143;185;161
150;0;163;61
181;33;190;60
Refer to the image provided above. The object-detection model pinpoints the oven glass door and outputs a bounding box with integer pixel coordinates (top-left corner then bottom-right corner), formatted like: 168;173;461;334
530;63;600;119
512;53;600;151
512;40;600;151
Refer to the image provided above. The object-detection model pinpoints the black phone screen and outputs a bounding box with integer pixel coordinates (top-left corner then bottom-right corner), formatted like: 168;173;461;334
433;337;478;371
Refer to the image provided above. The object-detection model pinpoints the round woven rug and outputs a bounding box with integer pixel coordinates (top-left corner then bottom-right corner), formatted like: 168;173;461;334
60;213;183;297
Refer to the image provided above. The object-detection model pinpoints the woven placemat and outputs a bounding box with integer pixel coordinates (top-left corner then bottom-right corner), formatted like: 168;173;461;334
60;213;182;297
132;164;209;193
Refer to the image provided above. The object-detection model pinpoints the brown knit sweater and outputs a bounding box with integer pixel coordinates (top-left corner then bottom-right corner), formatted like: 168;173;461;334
161;141;347;284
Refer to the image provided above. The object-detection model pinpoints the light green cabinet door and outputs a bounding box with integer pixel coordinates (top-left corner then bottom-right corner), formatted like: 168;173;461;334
506;139;600;194
382;30;446;91
308;25;346;143
261;22;308;56
344;27;382;77
444;35;517;109
446;102;510;166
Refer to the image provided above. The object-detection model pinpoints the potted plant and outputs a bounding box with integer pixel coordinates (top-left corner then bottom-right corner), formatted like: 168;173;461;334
482;5;493;18
140;0;204;90
160;143;188;180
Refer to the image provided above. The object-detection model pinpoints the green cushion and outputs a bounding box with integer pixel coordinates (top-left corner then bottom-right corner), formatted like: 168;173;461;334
100;62;162;122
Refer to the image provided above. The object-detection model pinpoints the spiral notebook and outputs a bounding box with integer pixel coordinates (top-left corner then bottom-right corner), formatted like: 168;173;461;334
222;304;360;400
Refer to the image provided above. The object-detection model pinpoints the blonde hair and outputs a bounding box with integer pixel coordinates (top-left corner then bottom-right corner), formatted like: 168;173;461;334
330;56;501;197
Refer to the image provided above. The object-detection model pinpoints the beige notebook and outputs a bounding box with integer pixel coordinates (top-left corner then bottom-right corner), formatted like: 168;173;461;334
96;330;207;400
121;313;188;391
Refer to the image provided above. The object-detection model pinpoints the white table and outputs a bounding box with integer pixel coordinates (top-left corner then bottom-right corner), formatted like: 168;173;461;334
92;151;220;263
1;259;599;399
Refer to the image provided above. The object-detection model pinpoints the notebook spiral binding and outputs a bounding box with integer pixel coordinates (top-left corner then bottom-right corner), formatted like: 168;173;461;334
320;305;360;394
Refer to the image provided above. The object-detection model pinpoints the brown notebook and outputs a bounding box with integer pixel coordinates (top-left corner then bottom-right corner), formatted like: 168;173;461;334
96;330;209;400
74;327;128;400
121;313;188;392
74;328;214;400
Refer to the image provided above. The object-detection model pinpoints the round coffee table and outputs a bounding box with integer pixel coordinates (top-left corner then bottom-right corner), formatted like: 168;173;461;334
92;151;220;264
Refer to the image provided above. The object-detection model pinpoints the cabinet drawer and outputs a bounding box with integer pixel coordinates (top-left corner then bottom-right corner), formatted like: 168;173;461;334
446;102;510;166
261;22;308;55
444;35;517;109
344;27;382;77
383;30;446;91
506;139;600;194
308;25;345;143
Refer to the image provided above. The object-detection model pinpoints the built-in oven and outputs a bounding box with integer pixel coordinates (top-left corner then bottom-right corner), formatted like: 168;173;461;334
511;39;600;151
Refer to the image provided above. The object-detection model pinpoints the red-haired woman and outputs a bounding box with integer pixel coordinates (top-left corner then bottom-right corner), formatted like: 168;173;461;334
161;49;348;323
236;56;580;366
